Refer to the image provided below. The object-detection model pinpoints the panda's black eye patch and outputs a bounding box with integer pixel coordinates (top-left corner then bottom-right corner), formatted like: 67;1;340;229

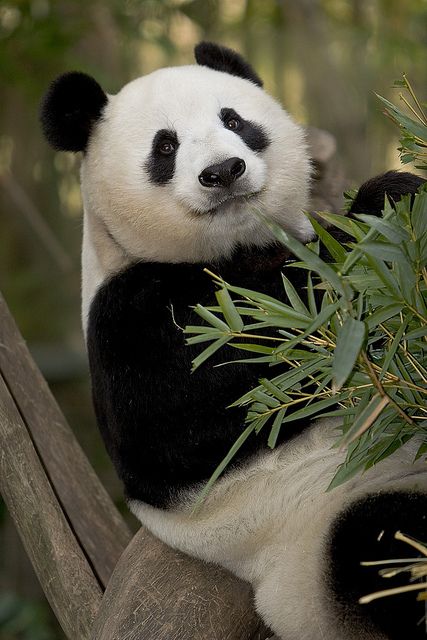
145;129;179;185
220;108;270;153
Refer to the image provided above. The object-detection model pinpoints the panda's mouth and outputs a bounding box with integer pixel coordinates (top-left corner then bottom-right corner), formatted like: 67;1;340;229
203;190;262;216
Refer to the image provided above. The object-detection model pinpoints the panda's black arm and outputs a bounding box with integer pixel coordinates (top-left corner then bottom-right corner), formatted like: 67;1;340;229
329;170;425;247
87;259;285;508
348;170;425;216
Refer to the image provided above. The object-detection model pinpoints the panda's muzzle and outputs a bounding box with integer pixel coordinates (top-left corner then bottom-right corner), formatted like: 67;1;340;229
198;157;246;188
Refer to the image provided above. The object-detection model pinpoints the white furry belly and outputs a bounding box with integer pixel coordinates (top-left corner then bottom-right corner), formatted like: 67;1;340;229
130;418;427;640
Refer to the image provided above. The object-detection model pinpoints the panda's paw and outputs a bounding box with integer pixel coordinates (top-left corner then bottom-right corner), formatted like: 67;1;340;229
327;490;427;640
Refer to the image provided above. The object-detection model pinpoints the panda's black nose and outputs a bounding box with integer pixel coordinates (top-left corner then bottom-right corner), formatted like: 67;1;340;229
198;157;246;188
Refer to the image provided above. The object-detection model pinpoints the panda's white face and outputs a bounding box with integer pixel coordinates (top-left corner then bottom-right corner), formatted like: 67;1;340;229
81;65;312;267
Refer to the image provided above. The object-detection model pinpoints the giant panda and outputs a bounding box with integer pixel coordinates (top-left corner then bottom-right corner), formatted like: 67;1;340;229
40;42;427;640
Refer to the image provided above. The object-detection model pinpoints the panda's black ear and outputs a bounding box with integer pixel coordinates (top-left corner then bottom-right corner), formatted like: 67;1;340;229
194;42;263;87
40;72;108;152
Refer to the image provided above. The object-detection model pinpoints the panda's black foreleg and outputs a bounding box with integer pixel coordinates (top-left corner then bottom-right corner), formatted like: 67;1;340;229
349;170;425;216
325;170;425;248
326;490;427;640
86;258;291;510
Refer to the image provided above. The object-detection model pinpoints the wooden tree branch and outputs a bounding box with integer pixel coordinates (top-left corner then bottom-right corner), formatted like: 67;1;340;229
90;526;270;640
0;373;102;639
0;292;132;588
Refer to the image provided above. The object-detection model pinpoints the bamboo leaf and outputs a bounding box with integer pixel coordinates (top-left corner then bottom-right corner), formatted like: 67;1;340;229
354;214;410;243
315;211;368;241
193;424;256;509
215;287;244;332
412;190;427;238
361;253;402;297
251;390;281;408
328;459;366;491
229;344;275;354
281;273;309;315
275;299;341;356
308;214;349;262
339;394;390;448
279;394;350;424
193;304;231;332
268;408;287;448
366;304;403;330
376;93;427;140
415;442;427;461
191;336;231;371
185;325;223;335
333;318;366;390
259;378;292;403
379;319;409;381
263;219;347;296
359;241;409;264
186;333;223;345
307;272;317;315
405;325;427;341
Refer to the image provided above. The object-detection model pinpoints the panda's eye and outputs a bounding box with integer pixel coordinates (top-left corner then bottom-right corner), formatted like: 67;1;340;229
226;117;241;131
158;140;176;155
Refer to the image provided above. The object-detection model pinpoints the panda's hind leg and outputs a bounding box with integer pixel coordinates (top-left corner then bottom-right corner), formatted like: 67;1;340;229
326;490;427;640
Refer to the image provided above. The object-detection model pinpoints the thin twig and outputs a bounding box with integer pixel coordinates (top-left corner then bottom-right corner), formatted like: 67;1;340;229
360;581;427;604
361;351;417;428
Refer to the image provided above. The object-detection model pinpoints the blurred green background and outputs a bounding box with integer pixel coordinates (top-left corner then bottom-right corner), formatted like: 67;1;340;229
0;0;426;637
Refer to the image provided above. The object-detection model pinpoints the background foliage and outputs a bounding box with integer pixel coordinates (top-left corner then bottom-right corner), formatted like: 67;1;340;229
0;1;426;638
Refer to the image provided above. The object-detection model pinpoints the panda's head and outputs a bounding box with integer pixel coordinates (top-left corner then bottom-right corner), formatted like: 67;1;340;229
41;42;312;270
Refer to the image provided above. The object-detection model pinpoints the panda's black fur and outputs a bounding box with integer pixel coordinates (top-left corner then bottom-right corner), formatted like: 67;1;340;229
88;243;310;508
41;42;427;640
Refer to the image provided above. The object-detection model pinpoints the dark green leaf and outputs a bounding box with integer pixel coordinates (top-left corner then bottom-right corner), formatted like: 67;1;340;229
230;343;275;354
376;93;427;140
333;318;366;389
279;394;349;424
281;273;309;315
412;190;427;238
259;378;292;403
191;336;231;371
308;214;349;262
339;393;390;447
354;214;410;243
379;318;409;381
315;211;367;241
268;408;287;448
328;459;365;490
263;219;347;296
193;423;257;509
193;305;231;332
415;442;427;461
366;303;403;330
215;287;244;332
359;241;409;264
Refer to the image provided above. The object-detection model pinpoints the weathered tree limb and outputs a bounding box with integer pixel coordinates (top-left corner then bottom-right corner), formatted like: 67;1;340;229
0;373;102;639
90;525;270;640
0;292;132;588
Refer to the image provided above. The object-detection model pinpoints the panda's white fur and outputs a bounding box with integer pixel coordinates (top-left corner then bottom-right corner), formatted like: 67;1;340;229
80;65;311;324
130;422;427;640
40;43;427;640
